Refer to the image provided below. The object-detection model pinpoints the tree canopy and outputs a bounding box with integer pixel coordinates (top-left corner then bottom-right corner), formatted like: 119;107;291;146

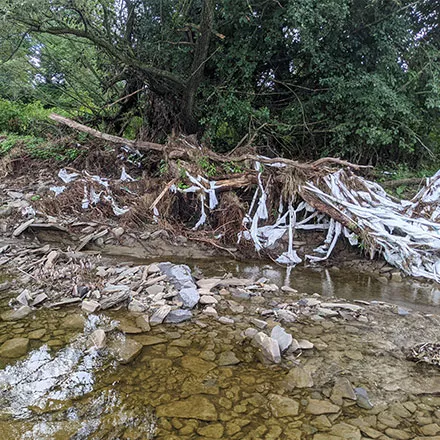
0;0;439;165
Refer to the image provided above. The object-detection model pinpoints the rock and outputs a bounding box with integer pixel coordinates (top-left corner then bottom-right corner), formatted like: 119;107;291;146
112;227;125;238
135;315;151;332
119;321;143;334
420;424;440;436
61;314;85;329
203;306;218;317
330;423;361;440
276;309;296;323
156;395;218;421
112;338;143;364
218;316;234;325
145;284;164;296
28;328;46;340
0;337;29;358
397;306;409;316
320;302;362;312
7;190;24;199
268;394;300;417
196;423;224;438
150;305;171;325
178;287;200;309
306;399;341;415
250;318;267;329
16;289;32;306
181;356;216;375
133;335;167;346
253;332;281;364
81;300;101;313
283;367;314;389
31;293;48;307
331;377;357;405
316;307;339;317
147;263;160;274
128;299;146;313
354;387;374;409
384;428;411;439
218;351;240;366
165;309;193;323
271;325;292;352
244;328;258;338
199;295;218;305
88;329;106;350
159;263;196;290
299;298;321;307
100;289;130;309
298;339;314;350
1;306;32;321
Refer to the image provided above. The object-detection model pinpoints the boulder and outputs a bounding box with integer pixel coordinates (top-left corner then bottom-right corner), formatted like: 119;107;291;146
178;287;200;309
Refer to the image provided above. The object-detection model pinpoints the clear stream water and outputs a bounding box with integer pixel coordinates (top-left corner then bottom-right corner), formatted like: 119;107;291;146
0;261;439;439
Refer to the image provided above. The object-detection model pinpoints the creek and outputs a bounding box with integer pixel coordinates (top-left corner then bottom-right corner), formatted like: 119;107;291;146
0;259;440;439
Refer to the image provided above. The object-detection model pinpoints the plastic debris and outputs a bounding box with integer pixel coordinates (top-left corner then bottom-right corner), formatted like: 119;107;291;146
50;186;66;196
120;167;135;182
58;169;79;183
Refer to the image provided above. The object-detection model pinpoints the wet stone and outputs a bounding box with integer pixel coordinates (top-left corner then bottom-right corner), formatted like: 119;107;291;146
218;351;240;366
283;366;314;389
1;306;32;321
112;338;143;364
27;328;46;340
0;337;29;358
196;423;224;438
150;305;171;325
181;356;216;375
81;300;100;314
269;394;300;417
133;335;167;346
331;377;357;405
61;314;85;330
156;395;218;421
135;315;151;332
87;329;106;350
306;399;341;415
355;387;374;410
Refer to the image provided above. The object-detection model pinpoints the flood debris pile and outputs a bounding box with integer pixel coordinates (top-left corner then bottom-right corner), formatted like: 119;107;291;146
1;114;431;283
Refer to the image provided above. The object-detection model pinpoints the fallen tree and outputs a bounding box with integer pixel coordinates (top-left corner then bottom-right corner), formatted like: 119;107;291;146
49;113;440;282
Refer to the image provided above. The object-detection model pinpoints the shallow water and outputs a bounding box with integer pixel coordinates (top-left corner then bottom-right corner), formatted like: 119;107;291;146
1;262;440;439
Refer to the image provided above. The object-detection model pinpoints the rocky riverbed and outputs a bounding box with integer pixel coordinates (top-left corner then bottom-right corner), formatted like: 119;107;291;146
0;257;440;439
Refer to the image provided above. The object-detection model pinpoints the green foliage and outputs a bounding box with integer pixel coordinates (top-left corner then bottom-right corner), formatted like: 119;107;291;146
0;0;439;166
222;161;243;174
0;133;82;162
198;156;217;177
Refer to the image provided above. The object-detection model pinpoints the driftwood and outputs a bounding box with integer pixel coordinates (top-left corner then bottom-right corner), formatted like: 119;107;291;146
50;113;440;282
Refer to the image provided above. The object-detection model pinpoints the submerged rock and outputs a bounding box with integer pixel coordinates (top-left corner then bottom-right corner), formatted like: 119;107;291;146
27;328;46;340
283;366;314;389
218;351;240;366
61;314;85;329
0;337;29;358
156;395;218;421
88;329;106;350
1;305;32;321
268;394;300;417
306;399;340;415
112;338;143;364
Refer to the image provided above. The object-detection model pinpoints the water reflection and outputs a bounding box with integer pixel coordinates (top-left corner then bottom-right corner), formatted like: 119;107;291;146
190;259;440;313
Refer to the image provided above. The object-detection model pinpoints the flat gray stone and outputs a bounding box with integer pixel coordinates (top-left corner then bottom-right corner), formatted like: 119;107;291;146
150;305;171;325
82;300;101;313
218;351;240;366
31;293;48;307
159;263;196;290
165;309;193;323
88;329;106;350
113;338;143;364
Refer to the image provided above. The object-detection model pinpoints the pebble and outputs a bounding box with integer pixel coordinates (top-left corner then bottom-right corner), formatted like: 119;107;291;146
81;300;101;314
218;316;234;325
